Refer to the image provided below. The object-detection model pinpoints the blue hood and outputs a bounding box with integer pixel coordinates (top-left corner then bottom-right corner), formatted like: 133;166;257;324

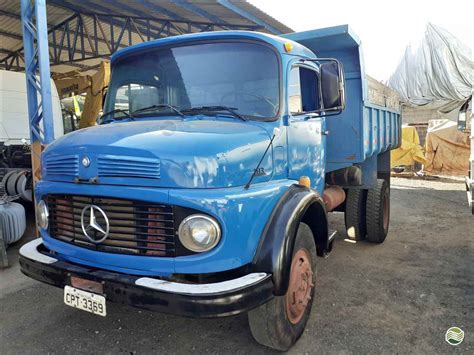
42;119;274;188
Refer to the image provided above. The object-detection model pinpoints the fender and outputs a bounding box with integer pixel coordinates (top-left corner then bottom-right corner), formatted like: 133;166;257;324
252;184;329;296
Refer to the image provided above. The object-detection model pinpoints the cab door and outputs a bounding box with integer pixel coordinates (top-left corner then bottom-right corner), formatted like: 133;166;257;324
287;64;326;194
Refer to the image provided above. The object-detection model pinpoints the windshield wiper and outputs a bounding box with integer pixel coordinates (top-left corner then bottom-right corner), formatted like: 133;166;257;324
183;106;247;121
100;109;134;123
132;104;184;117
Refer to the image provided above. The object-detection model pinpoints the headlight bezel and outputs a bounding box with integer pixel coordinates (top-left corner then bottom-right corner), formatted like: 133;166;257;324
36;199;49;230
177;214;221;253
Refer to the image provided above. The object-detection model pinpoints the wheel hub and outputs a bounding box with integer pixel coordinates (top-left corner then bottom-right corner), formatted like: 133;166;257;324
286;249;314;324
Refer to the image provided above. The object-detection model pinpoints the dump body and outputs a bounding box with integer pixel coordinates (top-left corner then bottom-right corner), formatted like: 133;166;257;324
285;25;401;178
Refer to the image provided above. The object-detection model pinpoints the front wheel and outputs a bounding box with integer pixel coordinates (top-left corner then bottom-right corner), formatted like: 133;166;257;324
248;222;316;351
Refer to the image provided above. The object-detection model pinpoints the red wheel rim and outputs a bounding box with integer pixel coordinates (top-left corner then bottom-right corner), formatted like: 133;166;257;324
383;192;389;232
285;249;314;324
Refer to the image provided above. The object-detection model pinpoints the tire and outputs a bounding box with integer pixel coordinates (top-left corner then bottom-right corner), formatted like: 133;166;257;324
248;223;317;351
344;189;368;240
366;179;390;243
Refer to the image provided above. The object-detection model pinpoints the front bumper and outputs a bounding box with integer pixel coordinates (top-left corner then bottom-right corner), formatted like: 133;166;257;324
19;239;274;318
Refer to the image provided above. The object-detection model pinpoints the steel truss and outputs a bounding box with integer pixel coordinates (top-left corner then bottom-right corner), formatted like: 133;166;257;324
1;9;262;71
21;0;54;191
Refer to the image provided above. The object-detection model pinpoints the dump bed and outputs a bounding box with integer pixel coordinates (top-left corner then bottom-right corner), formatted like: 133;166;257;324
284;25;401;173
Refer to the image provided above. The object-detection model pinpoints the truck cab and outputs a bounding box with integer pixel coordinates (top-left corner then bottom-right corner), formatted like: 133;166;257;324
19;26;400;351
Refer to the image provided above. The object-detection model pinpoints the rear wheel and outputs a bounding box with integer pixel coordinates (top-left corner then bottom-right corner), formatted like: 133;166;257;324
248;223;316;351
344;189;368;240
366;179;390;243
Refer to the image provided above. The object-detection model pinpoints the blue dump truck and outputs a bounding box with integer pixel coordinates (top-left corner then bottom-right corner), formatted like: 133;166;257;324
19;25;400;350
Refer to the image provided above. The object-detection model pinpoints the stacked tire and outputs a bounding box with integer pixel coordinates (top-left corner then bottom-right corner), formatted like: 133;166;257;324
1;169;33;202
0;200;26;245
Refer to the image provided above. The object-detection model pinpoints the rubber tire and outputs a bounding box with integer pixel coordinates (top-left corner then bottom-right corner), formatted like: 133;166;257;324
366;179;390;243
344;189;368;241
248;223;316;351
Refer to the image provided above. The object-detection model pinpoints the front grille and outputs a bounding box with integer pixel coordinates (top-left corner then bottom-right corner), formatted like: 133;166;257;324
97;155;160;179
43;155;79;176
46;195;175;256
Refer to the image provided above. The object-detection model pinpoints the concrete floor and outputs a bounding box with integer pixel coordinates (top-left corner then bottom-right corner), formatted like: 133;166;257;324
1;177;472;354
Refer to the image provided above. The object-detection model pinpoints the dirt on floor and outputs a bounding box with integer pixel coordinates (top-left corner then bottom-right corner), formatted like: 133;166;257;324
0;177;472;354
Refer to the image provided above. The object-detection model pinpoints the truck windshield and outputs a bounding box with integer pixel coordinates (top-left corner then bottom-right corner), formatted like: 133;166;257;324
103;41;280;121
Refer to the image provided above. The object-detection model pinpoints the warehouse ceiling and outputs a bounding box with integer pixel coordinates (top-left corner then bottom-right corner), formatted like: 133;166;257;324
0;0;292;73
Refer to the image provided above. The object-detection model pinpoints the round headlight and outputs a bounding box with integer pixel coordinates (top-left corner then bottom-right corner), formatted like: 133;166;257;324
36;200;49;230
178;214;221;252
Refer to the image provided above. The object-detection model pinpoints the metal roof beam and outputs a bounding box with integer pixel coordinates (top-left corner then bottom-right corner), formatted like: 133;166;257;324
1;1;266;71
132;0;216;34
170;0;230;29
49;0;183;41
50;0;260;36
0;8;60;32
0;8;189;70
83;0;191;38
0;11;128;69
217;0;282;34
0;61;94;72
0;48;16;55
0;9;22;21
0;30;24;41
135;0;193;23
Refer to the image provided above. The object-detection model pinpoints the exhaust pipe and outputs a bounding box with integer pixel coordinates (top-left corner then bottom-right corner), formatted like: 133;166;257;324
323;186;346;211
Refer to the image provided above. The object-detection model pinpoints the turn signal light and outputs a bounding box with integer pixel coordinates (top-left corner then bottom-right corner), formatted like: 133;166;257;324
298;176;311;188
284;42;293;53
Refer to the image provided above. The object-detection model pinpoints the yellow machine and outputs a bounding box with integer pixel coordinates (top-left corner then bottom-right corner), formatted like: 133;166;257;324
53;61;110;128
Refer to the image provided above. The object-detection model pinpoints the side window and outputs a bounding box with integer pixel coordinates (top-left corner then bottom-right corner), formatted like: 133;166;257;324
289;66;319;115
288;67;302;114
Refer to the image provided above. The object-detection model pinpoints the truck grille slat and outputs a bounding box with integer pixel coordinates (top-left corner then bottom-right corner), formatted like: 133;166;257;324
50;197;170;208
46;195;176;257
51;228;175;245
50;201;172;216
52;235;173;255
50;218;175;238
43;155;79;176
98;156;160;180
49;213;175;231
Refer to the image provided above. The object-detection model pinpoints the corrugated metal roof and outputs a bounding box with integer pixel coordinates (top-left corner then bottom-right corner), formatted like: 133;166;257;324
0;0;292;73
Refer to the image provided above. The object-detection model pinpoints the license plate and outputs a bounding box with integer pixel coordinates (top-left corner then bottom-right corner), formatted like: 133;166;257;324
64;285;106;317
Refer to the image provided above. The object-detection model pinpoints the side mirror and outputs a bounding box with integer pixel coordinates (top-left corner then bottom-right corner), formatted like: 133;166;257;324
320;60;345;111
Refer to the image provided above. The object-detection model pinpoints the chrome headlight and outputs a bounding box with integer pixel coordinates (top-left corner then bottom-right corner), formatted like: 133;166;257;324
178;214;221;252
36;200;49;229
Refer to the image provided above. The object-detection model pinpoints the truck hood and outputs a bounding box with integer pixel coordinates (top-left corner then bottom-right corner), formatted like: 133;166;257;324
42;119;274;188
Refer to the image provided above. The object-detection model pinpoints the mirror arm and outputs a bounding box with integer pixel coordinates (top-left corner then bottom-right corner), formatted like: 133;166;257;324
299;58;343;66
304;106;344;116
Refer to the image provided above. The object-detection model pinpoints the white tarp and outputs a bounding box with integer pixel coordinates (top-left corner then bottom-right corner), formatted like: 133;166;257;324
388;23;473;116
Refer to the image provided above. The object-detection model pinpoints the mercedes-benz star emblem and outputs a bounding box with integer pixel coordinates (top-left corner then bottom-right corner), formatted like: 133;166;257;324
81;205;110;243
82;156;91;167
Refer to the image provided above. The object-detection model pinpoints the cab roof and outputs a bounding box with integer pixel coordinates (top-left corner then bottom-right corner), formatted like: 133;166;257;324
111;31;315;63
